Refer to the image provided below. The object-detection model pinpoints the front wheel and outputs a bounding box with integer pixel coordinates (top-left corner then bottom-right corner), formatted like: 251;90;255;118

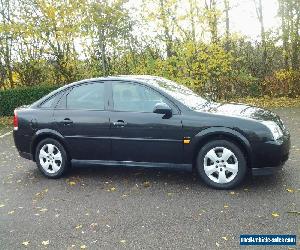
35;138;69;178
196;140;247;189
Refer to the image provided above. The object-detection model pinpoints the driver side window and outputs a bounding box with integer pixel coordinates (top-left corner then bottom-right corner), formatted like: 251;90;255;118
112;82;173;113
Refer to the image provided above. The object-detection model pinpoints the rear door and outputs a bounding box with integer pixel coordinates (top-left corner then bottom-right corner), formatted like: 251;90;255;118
53;81;111;160
109;81;183;163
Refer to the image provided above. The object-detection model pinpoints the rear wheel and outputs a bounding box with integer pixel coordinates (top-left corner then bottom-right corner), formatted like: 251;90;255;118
35;138;69;178
196;140;247;189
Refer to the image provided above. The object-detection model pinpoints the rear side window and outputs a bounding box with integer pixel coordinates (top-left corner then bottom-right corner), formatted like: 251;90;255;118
66;83;105;110
39;95;58;109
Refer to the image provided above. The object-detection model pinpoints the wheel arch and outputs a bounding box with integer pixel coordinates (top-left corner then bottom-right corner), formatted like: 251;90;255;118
192;127;252;170
31;129;70;162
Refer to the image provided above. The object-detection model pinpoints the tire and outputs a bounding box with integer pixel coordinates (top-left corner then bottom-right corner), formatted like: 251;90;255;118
196;140;247;189
35;138;69;178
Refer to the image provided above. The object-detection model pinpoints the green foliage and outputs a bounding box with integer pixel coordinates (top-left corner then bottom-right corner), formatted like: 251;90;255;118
0;85;58;116
0;0;299;100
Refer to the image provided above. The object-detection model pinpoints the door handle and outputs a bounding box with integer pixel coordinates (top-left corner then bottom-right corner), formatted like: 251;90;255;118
61;118;73;126
113;120;126;127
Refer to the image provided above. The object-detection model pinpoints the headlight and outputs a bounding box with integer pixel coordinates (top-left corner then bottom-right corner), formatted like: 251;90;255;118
262;121;283;140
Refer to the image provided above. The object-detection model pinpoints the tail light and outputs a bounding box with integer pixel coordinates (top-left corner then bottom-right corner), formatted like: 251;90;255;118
13;110;18;130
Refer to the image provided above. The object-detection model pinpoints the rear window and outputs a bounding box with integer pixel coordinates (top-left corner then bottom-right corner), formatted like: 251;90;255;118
39;95;58;109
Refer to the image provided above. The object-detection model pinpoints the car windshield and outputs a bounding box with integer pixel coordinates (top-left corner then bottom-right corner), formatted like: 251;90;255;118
145;77;208;110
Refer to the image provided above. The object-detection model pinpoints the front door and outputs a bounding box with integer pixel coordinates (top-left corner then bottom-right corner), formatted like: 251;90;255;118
54;81;111;160
109;81;183;163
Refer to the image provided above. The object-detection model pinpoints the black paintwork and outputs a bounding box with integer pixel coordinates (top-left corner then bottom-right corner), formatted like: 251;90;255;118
13;76;290;174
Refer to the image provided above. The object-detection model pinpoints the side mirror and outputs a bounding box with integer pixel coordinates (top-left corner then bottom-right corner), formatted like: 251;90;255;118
153;102;172;118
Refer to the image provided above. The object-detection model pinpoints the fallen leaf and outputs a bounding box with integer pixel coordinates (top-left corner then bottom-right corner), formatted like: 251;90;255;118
39;208;48;212
68;181;76;186
75;224;83;229
272;212;280;218
42;240;49;245
22;241;30;246
224;204;229;208
90;223;98;228
286;188;294;193
110;187;116;192
167;192;173;196
8;210;15;215
222;236;228;241
229;191;235;195
143;181;151;188
216;242;220;247
80;245;87;249
0;204;5;208
120;240;126;244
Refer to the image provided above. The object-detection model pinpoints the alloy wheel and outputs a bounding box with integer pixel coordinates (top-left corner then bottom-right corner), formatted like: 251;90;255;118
203;147;239;184
39;144;62;174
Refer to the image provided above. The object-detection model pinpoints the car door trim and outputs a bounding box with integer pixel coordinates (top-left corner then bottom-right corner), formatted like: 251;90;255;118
71;159;191;170
65;135;181;142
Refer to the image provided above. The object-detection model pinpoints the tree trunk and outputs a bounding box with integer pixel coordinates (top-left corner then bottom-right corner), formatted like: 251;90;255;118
254;0;267;75
291;4;300;70
205;0;218;43
159;0;173;57
188;0;196;43
279;0;289;69
98;27;107;75
0;0;14;88
224;0;230;51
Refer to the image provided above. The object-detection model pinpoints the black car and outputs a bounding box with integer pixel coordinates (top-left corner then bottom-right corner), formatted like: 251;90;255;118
13;75;290;189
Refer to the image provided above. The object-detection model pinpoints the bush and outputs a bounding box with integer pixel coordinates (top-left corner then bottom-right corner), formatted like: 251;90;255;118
0;85;59;116
211;71;260;100
262;69;300;97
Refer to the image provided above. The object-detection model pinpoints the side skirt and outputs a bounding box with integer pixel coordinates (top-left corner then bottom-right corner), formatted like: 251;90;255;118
71;159;192;171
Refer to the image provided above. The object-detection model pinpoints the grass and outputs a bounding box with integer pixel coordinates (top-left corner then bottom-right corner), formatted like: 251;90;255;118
0;116;13;128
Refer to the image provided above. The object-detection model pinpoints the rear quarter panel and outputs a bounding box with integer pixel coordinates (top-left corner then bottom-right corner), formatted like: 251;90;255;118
14;108;55;154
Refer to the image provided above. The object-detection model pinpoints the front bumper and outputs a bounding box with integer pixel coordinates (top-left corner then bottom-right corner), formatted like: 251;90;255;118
251;134;290;176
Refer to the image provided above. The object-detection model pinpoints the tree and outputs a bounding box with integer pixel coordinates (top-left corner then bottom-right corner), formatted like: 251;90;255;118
253;0;267;75
142;0;178;58
204;0;219;44
85;0;133;76
0;0;15;88
278;0;300;70
20;0;86;83
224;0;230;51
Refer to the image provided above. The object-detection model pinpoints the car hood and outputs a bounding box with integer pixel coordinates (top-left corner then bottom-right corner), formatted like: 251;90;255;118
197;102;281;123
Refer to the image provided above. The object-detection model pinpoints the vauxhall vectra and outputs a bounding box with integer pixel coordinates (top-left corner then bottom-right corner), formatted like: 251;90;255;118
13;76;290;189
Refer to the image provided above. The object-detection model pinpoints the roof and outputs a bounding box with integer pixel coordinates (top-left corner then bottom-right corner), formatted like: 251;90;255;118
62;75;163;89
74;75;162;83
